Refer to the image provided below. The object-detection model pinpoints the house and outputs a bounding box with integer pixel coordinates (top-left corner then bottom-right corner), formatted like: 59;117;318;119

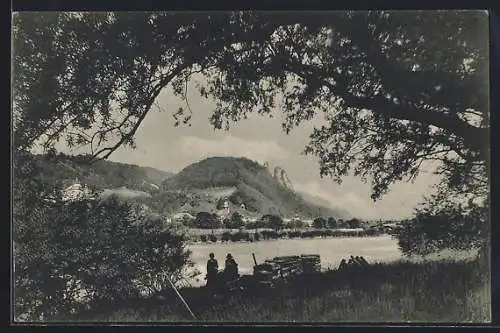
302;219;314;227
172;212;195;222
61;182;94;202
242;216;259;224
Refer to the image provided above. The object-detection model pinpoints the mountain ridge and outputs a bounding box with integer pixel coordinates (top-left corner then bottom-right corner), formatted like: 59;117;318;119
24;153;350;219
29;153;174;192
162;156;349;219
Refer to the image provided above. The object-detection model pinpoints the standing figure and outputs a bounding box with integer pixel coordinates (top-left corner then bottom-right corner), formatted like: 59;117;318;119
338;259;347;271
349;255;359;267
358;256;369;266
206;253;219;291
224;253;239;281
347;257;354;267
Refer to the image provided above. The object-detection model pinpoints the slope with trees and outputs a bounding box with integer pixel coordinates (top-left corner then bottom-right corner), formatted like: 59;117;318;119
162;156;345;218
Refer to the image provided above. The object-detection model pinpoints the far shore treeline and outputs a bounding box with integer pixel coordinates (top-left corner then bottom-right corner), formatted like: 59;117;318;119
174;211;392;243
186;227;384;244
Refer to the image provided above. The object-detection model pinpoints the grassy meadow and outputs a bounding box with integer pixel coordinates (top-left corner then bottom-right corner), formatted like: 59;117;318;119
67;255;490;323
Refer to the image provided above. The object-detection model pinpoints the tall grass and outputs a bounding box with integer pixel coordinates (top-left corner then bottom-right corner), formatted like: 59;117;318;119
70;256;490;323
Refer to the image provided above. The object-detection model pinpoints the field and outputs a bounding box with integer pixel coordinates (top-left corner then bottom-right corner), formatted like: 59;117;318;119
73;255;490;323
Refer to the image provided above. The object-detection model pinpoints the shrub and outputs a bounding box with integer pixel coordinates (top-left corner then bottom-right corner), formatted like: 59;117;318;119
261;230;278;239
13;157;191;321
260;215;284;230
327;217;337;228
300;231;314;238
221;231;231;242
345;218;362;229
396;199;489;257
208;234;218;243
253;232;261;241
230;232;241;242
312;217;327;229
195;212;220;229
230;231;250;242
289;219;305;229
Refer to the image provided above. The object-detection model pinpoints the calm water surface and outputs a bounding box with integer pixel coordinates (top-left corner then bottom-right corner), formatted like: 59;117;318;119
186;235;403;287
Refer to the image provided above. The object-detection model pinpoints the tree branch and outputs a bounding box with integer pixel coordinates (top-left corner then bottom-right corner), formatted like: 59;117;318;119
91;61;192;160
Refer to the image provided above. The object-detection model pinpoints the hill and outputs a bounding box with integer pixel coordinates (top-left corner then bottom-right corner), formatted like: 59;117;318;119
29;153;174;193
161;156;349;219
24;153;350;219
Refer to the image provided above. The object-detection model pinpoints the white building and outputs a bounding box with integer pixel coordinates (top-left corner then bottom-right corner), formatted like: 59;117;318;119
61;183;95;202
302;219;314;227
172;212;195;221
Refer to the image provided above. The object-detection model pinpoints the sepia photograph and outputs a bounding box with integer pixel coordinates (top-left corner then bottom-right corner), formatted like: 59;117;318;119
11;10;491;323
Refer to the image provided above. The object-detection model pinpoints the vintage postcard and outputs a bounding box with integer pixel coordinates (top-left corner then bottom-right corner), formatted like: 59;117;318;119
11;10;491;324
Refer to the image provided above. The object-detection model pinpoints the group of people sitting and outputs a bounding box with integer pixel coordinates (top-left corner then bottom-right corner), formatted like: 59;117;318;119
205;252;239;290
337;255;369;271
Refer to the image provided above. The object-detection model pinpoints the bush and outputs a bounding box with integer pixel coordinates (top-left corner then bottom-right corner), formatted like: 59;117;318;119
208;234;218;243
261;230;278;239
300;231;314;238
253;232;261;241
312;217;327;229
289;219;305;229
195;212;220;229
200;234;208;242
221;231;231;242
230;231;250;242
13;157;191;321
345;218;362;229
225;212;244;229
396;195;489;257
327;217;337;228
260;215;284;230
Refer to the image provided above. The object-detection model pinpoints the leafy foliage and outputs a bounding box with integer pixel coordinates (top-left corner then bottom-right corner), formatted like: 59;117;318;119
261;214;285;230
228;212;245;229
13;11;489;202
312;217;328;229
344;218;362;229
12;11;490;262
289;219;306;229
194;212;220;229
29;152;172;191
327;217;337;228
13;153;191;321
396;192;489;256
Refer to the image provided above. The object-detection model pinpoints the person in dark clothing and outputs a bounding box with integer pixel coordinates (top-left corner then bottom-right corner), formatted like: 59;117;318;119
338;259;347;271
206;253;219;290
358;256;369;266
224;253;239;281
349;255;359;267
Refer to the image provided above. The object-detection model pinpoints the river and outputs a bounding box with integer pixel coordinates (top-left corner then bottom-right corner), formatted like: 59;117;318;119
186;235;403;287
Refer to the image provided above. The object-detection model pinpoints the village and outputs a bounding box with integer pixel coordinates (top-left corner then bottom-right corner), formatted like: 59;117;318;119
58;179;400;236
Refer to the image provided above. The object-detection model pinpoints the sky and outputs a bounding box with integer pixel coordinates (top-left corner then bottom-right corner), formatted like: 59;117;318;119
50;77;442;220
